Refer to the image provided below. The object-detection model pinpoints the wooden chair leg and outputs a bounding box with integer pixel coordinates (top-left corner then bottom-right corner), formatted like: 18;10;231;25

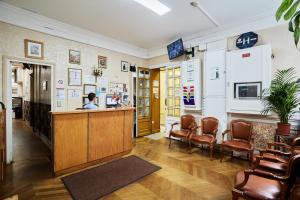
220;145;223;162
209;144;213;160
249;151;253;166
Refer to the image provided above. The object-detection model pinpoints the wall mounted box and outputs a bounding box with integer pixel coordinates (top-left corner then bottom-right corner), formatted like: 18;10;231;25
226;44;272;115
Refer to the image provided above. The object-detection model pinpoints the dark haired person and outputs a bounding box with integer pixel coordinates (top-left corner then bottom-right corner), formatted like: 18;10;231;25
83;93;98;109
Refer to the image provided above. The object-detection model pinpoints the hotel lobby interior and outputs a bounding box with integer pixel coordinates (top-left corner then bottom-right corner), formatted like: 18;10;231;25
0;0;300;199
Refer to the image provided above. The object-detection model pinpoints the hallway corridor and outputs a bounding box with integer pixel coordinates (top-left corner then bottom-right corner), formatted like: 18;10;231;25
0;119;52;199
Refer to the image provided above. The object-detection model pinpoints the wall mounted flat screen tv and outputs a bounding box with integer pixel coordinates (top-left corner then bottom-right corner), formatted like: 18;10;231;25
167;38;184;60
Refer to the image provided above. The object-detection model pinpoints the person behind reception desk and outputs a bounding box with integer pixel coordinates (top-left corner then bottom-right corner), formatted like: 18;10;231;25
83;93;98;109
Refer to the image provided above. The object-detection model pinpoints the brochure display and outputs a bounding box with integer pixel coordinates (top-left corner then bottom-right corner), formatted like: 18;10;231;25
181;59;201;111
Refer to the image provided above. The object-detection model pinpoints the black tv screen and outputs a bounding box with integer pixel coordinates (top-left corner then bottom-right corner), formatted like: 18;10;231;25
167;38;184;60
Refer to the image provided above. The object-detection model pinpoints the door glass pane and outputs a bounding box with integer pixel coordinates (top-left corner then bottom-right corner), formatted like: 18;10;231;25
174;108;180;117
174;77;180;87
168;98;173;107
168;78;173;87
167;69;173;77
168;88;173;96
175;97;180;106
168;107;174;116
174;67;180;77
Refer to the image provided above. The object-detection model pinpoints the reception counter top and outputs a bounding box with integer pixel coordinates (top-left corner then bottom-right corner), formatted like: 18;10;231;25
51;107;134;175
51;107;135;115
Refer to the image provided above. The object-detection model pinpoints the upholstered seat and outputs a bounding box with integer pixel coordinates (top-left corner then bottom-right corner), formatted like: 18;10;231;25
190;134;215;144
232;154;300;200
222;140;252;151
171;129;190;138
234;171;281;200
188;117;219;160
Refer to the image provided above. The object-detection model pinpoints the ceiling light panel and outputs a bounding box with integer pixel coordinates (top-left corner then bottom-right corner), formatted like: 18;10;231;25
133;0;171;15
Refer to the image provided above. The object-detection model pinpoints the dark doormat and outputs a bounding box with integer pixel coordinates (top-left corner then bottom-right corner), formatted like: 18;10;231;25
61;155;161;200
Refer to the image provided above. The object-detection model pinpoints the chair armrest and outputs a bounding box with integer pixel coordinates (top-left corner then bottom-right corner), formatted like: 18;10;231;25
235;169;287;189
267;142;291;150
169;122;179;135
222;129;230;142
265;149;292;157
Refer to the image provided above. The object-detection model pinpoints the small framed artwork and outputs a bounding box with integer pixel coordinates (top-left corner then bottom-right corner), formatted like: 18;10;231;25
68;68;82;86
24;39;44;59
98;56;107;68
121;61;129;72
69;49;81;64
83;84;97;95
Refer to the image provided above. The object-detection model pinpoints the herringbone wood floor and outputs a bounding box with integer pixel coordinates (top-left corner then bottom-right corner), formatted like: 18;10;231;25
1;120;249;200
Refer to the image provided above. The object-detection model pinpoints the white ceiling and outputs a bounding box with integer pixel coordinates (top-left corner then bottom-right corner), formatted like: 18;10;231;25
2;0;281;49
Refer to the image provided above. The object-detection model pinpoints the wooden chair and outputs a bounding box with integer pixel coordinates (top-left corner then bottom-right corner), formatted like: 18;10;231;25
253;136;300;175
220;120;254;165
232;154;300;200
169;115;196;148
188;117;219;160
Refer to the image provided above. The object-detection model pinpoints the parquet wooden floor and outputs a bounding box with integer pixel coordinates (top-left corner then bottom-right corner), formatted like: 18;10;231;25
1;120;249;200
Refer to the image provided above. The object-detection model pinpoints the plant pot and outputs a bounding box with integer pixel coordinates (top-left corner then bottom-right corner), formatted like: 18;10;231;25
277;123;291;135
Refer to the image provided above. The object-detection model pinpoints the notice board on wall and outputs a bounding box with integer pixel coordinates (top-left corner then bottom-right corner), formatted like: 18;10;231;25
181;59;201;111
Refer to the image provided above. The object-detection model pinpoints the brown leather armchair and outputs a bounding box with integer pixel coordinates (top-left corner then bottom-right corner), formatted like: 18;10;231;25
189;117;219;160
232;154;300;200
253;136;300;175
169;115;196;148
220;120;254;165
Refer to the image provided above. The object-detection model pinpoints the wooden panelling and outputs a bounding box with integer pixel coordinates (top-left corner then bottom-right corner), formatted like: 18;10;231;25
124;110;133;151
53;113;88;172
88;111;124;161
151;68;160;133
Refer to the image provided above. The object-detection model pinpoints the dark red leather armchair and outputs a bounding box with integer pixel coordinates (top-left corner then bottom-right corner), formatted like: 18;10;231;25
253;136;300;175
189;117;219;160
169;115;196;148
232;154;300;200
220;120;254;165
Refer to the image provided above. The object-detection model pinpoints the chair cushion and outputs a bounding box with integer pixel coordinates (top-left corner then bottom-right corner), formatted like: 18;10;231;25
190;134;215;144
222;140;252;151
235;171;281;200
171;130;189;138
262;152;288;163
259;160;287;172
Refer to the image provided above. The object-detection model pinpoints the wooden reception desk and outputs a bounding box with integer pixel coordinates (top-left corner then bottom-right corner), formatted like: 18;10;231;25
51;107;134;175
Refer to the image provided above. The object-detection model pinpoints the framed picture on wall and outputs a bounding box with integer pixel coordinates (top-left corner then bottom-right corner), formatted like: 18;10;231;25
69;49;81;64
83;84;97;95
121;61;129;72
68;68;82;86
24;39;44;59
98;56;107;68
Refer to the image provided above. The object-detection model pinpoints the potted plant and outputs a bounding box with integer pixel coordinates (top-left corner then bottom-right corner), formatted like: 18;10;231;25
262;67;300;135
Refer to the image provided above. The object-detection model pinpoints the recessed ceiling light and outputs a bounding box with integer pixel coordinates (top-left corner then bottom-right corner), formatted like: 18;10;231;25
133;0;171;16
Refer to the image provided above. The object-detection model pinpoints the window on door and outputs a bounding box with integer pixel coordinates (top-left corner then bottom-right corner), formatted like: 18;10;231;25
167;67;181;117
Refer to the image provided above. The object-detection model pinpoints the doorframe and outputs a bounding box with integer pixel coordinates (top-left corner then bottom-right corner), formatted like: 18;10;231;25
3;55;56;164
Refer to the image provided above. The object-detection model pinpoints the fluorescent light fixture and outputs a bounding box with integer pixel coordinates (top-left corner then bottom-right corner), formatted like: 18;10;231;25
133;0;171;15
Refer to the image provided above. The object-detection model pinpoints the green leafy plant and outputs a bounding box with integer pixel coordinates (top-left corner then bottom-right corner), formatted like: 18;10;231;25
276;0;300;47
262;67;300;123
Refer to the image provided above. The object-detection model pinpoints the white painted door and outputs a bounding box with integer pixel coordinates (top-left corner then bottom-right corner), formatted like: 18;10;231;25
203;50;227;143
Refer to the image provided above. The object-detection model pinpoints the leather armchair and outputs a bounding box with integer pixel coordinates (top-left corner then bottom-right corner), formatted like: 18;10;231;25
220;120;254;165
232;154;300;200
188;117;219;160
253;136;300;175
169;115;196;148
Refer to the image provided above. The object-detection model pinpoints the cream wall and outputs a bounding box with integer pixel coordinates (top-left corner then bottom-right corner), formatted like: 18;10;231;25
148;24;300;77
0;22;146;110
228;24;300;77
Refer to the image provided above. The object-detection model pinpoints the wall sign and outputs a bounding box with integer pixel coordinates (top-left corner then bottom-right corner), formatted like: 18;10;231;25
236;32;258;49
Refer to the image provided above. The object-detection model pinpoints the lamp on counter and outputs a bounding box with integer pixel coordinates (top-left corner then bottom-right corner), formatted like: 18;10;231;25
93;65;103;77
